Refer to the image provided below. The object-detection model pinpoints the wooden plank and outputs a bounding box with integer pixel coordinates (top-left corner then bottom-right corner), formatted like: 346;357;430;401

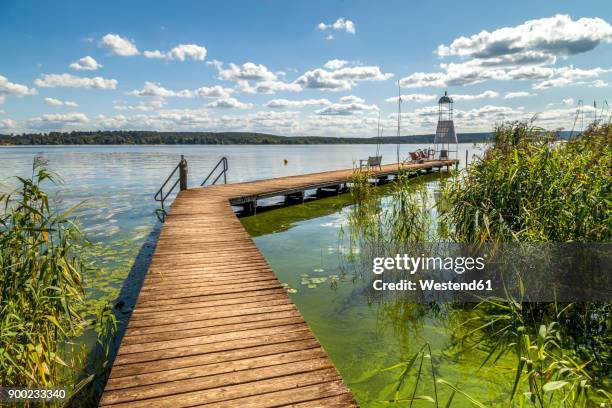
101;367;342;407
105;348;327;391
111;336;320;378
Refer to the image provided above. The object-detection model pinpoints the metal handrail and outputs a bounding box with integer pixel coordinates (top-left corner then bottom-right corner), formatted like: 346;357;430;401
155;155;187;218
201;157;228;186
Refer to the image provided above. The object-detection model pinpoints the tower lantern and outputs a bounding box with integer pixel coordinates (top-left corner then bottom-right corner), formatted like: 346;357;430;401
434;91;458;160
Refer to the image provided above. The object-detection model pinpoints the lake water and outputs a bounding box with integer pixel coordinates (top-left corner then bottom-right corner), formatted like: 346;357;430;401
0;143;487;405
241;177;513;406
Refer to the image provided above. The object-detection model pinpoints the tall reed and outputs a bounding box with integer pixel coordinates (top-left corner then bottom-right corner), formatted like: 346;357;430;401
0;158;116;403
442;122;612;406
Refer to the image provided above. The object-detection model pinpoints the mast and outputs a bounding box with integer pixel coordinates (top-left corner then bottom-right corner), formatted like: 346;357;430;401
396;81;401;169
376;112;381;157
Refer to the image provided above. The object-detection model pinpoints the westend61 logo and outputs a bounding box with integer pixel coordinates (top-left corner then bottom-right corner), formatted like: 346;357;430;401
372;254;486;275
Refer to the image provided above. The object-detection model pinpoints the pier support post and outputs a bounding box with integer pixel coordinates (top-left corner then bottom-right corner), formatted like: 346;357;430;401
243;201;256;215
284;191;305;204
179;155;188;191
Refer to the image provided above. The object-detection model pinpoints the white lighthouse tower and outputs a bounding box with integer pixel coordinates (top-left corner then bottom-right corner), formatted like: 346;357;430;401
434;91;458;160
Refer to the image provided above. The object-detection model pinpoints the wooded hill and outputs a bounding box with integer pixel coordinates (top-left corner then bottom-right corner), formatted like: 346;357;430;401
0;131;491;145
0;130;572;145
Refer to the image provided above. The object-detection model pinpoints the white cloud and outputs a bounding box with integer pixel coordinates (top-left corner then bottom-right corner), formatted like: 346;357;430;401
250;80;302;94
324;59;348;70
206;59;223;69
436;14;612;59
193;85;234;98
34;73;117;89
96;109;214;130
386;93;437;103
294;69;352;91
315;100;378;116
562;98;575;106
69;56;103;71
399;62;511;88
317;18;356;35
44;97;78;107
451;90;499;101
217;62;278;82
27;112;90;129
264;98;331;108
400;15;612;89
589;79;608;87
207;97;253;109
128;82;233;98
127;82;177;97
306;114;377;135
295;65;393;91
144;44;207;61
0;118;16;129
247;111;300;131
339;95;365;104
114;99;166;111
212;62;304;94
504;91;537;99
0;75;37;102
99;33;139;56
399;61;608;89
532;66;610;89
333;66;394;82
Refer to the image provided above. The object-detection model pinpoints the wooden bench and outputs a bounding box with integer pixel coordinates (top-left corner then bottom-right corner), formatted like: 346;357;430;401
359;155;382;170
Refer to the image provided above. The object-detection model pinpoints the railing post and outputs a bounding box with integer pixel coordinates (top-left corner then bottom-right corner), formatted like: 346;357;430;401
179;155;188;191
223;158;227;184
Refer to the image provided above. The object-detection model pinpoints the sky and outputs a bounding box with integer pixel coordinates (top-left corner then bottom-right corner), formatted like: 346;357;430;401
0;0;611;136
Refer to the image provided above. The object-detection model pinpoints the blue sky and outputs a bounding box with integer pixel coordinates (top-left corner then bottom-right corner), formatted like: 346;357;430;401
0;0;611;136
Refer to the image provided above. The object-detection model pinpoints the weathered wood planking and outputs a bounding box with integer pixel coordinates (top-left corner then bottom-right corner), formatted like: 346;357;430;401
100;160;457;407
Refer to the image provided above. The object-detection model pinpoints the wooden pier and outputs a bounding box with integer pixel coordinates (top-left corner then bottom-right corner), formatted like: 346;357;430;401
100;160;457;407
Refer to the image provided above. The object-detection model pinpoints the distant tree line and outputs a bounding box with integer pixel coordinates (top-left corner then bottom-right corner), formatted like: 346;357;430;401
0;130;506;145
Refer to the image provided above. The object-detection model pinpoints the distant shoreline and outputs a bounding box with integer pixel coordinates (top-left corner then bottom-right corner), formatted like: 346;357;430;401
0;130;573;146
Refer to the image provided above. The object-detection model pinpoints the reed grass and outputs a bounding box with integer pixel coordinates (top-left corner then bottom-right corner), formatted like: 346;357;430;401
441;121;611;243
442;122;612;406
344;122;611;406
0;158;116;404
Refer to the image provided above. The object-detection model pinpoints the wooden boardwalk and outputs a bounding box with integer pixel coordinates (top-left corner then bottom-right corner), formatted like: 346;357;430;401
100;160;457;407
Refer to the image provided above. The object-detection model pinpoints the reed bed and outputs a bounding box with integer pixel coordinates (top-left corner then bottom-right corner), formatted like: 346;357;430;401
0;159;116;405
344;122;611;406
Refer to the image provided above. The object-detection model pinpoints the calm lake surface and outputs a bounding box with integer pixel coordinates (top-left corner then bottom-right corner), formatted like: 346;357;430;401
0;143;489;406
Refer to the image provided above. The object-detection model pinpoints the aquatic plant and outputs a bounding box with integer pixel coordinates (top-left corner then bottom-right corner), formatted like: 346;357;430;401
441;122;611;243
341;122;611;406
0;159;116;402
455;296;611;407
348;170;436;245
441;122;612;406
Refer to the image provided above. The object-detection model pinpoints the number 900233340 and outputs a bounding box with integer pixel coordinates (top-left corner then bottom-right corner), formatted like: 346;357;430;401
0;388;67;402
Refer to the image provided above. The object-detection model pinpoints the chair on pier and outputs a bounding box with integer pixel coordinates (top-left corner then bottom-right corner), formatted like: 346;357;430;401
407;151;424;164
360;155;382;170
